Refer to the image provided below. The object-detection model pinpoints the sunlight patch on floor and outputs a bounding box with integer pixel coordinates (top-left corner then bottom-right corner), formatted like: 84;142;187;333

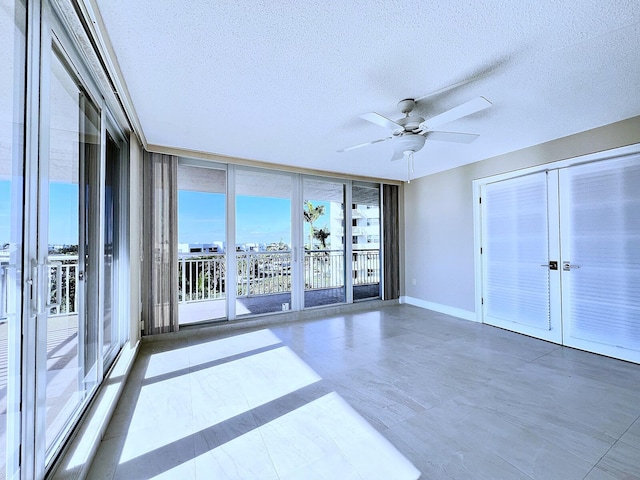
92;329;419;478
192;392;420;480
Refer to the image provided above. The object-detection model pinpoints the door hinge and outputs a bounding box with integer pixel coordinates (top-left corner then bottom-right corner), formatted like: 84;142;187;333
479;197;482;204
480;247;483;254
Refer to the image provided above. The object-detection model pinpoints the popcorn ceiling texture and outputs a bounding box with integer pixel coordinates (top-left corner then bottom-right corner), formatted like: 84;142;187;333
94;0;640;180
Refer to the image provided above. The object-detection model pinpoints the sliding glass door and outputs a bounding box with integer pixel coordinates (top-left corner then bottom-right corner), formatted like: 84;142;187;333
102;127;127;368
0;1;131;475
42;48;101;456
174;166;388;320
352;183;381;301
35;6;130;466
303;178;346;308
177;163;227;324
235;169;292;316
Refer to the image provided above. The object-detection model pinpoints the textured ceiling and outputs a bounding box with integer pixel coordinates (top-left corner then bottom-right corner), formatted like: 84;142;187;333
93;0;640;181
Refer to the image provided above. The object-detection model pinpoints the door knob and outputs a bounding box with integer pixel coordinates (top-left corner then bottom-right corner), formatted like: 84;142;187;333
562;261;580;271
540;261;558;270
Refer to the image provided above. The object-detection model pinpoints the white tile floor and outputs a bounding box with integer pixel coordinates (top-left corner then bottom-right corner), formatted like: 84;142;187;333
88;327;419;479
88;305;640;479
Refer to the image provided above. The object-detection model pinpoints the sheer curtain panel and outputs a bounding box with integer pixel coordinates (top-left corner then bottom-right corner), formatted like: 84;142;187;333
142;152;179;334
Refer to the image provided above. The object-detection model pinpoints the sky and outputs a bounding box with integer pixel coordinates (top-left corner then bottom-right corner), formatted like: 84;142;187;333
2;181;81;246
178;191;332;246
49;183;79;244
0;181;334;247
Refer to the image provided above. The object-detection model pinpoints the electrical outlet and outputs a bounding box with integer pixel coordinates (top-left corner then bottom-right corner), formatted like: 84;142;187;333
411;278;416;286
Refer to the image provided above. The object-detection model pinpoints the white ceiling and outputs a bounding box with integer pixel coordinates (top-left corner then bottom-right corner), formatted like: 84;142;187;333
93;0;640;181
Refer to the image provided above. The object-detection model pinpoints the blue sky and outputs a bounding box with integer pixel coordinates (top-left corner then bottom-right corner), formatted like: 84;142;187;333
178;191;332;246
177;191;297;245
49;183;79;244
0;181;333;247
1;181;81;246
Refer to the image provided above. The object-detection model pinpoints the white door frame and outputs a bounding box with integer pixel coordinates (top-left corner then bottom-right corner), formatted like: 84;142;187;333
473;143;640;352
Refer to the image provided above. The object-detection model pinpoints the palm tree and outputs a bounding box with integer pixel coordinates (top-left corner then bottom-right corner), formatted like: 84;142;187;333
313;227;330;249
303;200;325;249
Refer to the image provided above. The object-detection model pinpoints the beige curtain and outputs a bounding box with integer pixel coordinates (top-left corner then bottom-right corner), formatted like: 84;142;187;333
382;184;400;300
142;152;178;335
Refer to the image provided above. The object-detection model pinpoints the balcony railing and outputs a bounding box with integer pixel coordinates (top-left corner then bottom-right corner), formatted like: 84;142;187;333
47;255;79;316
39;249;380;315
236;251;292;296
179;253;226;302
352;250;380;284
178;250;380;300
304;250;344;290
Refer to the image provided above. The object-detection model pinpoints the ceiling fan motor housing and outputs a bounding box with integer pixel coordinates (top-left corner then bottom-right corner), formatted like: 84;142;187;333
397;98;416;114
397;115;425;132
396;133;426;154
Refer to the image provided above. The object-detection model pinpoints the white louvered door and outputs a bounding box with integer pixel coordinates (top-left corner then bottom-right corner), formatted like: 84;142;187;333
559;156;640;363
480;153;640;363
481;171;562;343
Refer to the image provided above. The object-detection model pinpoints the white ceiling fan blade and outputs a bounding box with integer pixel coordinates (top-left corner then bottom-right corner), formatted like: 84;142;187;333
390;149;407;162
425;131;480;144
420;97;492;131
337;136;392;153
360;112;402;131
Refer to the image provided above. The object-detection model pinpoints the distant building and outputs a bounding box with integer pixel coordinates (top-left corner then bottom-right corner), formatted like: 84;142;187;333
178;242;225;254
331;202;380;284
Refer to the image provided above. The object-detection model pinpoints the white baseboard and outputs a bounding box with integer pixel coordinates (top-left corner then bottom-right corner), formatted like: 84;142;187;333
400;296;477;322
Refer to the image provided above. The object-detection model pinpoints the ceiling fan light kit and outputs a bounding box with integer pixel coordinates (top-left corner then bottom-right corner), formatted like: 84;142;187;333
338;95;493;177
391;134;426;161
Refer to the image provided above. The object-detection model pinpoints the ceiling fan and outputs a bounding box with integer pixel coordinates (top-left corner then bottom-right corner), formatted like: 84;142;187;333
338;96;492;161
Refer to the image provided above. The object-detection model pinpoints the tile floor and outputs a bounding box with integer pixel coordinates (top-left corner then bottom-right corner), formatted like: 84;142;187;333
88;304;640;479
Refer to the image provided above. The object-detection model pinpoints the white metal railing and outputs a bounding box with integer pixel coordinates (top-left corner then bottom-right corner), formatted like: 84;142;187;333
236;251;291;297
304;250;344;290
178;249;379;300
352;249;380;284
47;255;79;316
40;250;380;312
178;253;226;302
0;261;10;321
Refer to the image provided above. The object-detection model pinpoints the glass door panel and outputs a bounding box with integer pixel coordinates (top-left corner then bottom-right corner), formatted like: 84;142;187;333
103;132;120;364
236;169;292;316
303;179;345;308
352;183;381;301
44;51;100;453
177;164;227;323
0;1;26;477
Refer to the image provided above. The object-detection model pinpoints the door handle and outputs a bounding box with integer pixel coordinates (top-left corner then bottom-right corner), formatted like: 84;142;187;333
540;261;558;270
562;261;580;271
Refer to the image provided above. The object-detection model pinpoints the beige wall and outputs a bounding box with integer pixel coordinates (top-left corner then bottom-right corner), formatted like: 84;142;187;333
403;115;640;315
128;133;143;346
